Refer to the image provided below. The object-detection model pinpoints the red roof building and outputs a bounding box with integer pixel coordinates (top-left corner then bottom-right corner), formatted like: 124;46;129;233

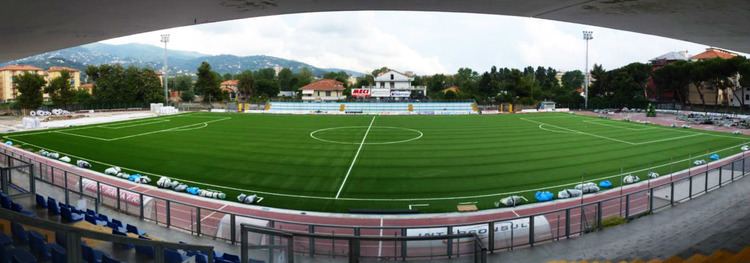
301;79;346;101
690;48;738;61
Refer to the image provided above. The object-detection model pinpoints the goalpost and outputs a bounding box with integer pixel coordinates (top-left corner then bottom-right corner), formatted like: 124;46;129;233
539;101;556;111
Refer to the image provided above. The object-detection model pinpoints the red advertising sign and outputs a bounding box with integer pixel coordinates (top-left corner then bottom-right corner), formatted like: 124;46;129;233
352;89;370;98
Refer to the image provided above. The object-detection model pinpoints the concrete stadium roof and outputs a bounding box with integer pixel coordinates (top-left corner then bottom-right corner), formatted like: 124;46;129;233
2;0;749;62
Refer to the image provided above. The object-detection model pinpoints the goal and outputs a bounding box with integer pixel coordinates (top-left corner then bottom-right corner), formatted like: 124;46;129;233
539;101;556;111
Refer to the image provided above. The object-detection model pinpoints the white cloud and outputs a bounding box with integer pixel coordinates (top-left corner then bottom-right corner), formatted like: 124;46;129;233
101;11;716;75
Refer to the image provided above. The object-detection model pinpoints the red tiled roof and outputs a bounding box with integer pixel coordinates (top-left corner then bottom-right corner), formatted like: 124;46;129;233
301;79;345;91
691;48;737;60
48;66;79;72
221;80;238;86
0;65;43;72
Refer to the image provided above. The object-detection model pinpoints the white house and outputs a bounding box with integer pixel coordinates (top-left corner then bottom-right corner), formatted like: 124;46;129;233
359;70;427;100
301;79;347;101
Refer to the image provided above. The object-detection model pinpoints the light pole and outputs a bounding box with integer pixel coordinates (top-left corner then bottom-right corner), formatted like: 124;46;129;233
583;30;593;109
160;34;170;105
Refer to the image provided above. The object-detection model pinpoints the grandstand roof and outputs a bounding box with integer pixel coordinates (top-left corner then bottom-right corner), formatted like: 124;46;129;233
301;79;345;91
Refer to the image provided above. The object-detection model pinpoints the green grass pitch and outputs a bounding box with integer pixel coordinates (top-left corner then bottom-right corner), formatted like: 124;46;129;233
3;112;749;213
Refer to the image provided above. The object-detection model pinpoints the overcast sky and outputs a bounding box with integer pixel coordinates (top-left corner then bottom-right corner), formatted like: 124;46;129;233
102;11;714;75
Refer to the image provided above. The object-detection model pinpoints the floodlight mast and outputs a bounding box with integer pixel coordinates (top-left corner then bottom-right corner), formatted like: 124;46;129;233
583;30;593;109
160;34;170;105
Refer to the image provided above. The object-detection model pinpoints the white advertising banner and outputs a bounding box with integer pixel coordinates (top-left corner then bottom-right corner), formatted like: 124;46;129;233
390;90;411;97
371;88;391;97
405;216;550;247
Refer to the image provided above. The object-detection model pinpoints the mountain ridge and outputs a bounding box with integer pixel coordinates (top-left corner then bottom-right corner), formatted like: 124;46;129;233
2;43;363;78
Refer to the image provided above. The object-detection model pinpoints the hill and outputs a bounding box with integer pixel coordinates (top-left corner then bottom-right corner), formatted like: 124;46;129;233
2;43;363;77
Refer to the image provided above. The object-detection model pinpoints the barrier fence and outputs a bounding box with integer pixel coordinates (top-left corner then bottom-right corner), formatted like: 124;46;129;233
1;145;748;262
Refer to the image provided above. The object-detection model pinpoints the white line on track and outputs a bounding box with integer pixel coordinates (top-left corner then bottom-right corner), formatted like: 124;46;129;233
511;209;520;217
201;204;228;222
378;217;384;258
335;115;376;199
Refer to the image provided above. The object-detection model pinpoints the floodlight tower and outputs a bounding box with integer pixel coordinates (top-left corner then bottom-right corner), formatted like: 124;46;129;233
160;34;170;105
583;30;593;109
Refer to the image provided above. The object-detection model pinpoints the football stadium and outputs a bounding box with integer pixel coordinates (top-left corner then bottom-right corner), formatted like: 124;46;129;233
3;1;750;263
3;110;748;213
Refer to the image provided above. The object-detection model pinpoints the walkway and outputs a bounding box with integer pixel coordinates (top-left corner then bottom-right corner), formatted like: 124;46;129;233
491;171;750;262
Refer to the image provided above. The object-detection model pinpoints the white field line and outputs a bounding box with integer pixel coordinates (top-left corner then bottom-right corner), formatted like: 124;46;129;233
102;119;171;129
8;136;749;202
538;124;574;134
335;115;376;199
4;113;206;138
530;117;718;146
634;133;703;145
522;118;636;145
582;120;658;131
45;117;229;141
6;118;750;202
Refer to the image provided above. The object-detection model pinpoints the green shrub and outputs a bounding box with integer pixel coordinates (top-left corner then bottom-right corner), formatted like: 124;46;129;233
601;216;627;228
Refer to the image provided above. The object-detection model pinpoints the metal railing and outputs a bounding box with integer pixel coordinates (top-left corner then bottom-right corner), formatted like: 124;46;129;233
0;161;216;262
1;145;747;262
240;224;487;263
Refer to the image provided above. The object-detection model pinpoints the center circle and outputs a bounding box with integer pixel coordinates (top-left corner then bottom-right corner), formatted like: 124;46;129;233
310;126;423;145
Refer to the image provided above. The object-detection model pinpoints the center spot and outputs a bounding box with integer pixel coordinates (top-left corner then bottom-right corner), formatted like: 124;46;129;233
310;126;423;145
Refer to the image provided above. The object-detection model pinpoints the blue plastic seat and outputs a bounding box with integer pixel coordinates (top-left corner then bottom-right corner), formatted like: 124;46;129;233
102;254;121;263
134;245;154;259
10;201;33;216
0;232;11;247
222;253;240;263
7;248;37;263
81;244;103;263
61;207;83;223
111;219;122;228
126;224;144;236
50;244;66;263
111;229;133;249
35;194;47;208
47;198;60;215
11;222;28;244
0;193;10;209
28;231;51;260
164;248;187;263
97;214;109;223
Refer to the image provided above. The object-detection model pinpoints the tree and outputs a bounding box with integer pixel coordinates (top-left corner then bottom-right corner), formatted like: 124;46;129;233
255;79;279;98
180;90;195;102
295;68;314;90
13;72;45;110
237;70;254;102
222;73;234;81
255;68;276;81
194;62;222;103
277;68;294;91
73;89;93;105
653;61;691;104
561;70;584;91
45;71;77;107
371;67;391;77
172;75;193;92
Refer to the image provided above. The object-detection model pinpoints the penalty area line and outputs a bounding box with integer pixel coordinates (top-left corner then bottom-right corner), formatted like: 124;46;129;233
335;115;376;199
